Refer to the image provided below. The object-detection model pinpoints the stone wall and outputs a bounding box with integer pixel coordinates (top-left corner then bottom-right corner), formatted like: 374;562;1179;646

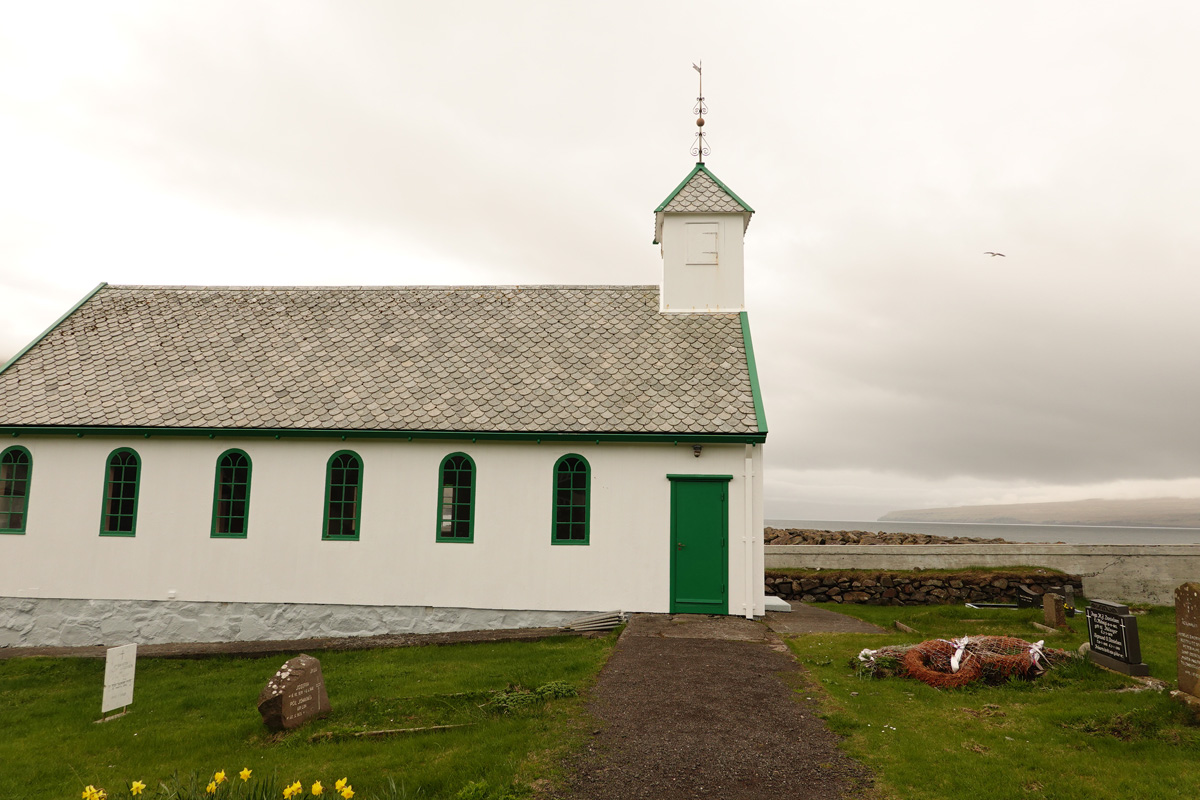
0;598;600;648
765;570;1082;606
765;544;1200;605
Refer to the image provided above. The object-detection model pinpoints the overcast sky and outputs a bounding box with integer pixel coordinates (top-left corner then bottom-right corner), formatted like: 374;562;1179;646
3;1;1199;520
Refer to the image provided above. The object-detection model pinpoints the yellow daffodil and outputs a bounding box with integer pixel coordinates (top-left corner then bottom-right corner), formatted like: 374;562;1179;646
282;785;295;799
214;769;227;784
240;767;252;782
96;791;108;800
312;780;324;795
335;778;348;791
206;781;217;794
82;786;97;800
130;781;146;796
340;787;354;799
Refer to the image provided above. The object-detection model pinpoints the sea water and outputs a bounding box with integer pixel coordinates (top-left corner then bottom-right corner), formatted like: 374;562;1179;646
765;519;1200;546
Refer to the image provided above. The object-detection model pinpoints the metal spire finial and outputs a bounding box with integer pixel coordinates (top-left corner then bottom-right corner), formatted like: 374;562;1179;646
690;61;710;163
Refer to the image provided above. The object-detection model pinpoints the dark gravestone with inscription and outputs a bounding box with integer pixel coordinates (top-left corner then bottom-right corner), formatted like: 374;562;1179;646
1176;583;1200;699
1086;599;1149;676
1016;585;1039;609
257;654;331;732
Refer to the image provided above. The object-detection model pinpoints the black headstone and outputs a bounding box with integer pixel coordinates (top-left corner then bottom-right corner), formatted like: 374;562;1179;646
1016;585;1039;609
1086;600;1149;676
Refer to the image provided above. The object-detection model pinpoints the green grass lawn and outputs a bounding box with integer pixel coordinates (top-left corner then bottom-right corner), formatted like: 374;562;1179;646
9;605;1198;800
787;602;1200;800
0;635;614;800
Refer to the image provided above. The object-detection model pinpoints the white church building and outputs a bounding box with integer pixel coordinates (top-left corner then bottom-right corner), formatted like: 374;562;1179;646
0;163;768;647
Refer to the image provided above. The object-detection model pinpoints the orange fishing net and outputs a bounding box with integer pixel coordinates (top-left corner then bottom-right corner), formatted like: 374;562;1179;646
855;636;1072;688
902;639;983;689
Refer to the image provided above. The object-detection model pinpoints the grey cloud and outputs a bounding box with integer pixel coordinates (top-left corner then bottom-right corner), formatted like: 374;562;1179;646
4;2;1200;516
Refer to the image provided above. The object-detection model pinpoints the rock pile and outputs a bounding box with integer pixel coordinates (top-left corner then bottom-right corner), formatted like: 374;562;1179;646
764;527;1013;546
765;570;1083;606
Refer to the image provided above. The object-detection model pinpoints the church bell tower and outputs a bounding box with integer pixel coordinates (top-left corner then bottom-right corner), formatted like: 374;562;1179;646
654;63;754;313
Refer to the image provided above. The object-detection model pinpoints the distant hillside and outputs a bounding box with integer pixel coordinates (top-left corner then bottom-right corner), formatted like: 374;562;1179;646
880;497;1200;528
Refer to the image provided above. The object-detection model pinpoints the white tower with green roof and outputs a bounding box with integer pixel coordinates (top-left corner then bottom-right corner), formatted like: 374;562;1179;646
654;163;755;313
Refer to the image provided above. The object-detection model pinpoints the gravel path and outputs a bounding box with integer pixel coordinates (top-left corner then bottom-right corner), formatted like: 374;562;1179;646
555;614;871;800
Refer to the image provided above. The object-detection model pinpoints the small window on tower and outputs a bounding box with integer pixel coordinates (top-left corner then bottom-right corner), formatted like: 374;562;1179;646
685;222;719;265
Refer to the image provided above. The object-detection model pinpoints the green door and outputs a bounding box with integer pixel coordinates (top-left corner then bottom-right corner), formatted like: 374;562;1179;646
669;476;730;614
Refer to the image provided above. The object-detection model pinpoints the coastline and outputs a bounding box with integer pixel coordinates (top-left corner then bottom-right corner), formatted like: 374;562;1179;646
766;518;1200;546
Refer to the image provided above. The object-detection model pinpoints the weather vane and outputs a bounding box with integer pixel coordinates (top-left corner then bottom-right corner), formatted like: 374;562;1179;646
691;61;710;163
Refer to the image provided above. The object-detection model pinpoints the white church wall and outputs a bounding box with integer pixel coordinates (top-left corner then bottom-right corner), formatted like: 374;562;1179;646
660;213;746;312
0;436;761;644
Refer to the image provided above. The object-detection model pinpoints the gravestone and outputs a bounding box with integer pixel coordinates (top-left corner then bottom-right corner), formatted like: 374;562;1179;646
1176;583;1200;699
1016;585;1039;609
1085;599;1149;676
1061;585;1076;617
100;644;137;719
257;654;331;731
1043;593;1066;628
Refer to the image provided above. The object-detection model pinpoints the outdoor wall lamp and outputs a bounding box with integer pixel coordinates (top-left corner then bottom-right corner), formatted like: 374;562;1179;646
692;444;702;458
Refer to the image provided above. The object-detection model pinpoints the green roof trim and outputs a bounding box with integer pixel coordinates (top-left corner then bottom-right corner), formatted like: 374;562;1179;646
0;426;767;445
654;163;755;214
0;282;108;376
740;311;768;435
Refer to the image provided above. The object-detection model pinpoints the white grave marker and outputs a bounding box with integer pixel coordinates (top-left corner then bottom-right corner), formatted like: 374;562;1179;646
101;644;137;717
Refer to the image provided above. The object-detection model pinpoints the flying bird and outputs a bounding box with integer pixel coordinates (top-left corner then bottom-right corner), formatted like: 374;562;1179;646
984;252;1006;257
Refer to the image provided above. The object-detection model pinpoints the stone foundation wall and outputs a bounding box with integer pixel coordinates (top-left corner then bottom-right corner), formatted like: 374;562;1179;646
765;570;1083;606
0;598;599;648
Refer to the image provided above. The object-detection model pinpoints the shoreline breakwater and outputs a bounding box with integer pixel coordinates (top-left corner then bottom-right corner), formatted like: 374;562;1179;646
765;527;1016;546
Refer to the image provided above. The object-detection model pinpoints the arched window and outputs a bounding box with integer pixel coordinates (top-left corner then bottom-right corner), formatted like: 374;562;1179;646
212;449;252;538
437;453;475;542
323;451;362;540
551;454;590;545
0;446;32;534
100;448;140;536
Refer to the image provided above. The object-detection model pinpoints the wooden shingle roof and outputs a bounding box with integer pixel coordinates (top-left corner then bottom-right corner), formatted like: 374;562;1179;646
0;284;764;437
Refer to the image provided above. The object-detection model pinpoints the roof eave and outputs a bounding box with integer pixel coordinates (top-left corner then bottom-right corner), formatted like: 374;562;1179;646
740;311;768;434
0;425;767;445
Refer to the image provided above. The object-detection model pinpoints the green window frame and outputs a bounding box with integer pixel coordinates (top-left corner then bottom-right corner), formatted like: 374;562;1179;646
436;452;475;543
322;450;362;541
0;446;32;534
100;448;140;536
211;449;252;538
551;454;590;545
